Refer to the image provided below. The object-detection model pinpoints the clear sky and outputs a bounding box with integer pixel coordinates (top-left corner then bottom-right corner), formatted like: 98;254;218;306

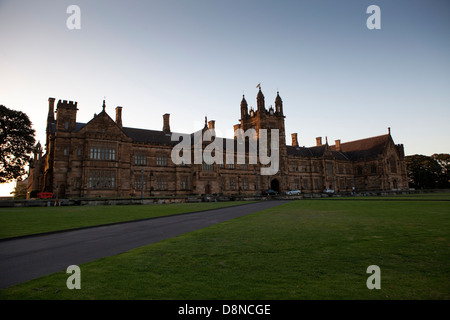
0;0;449;196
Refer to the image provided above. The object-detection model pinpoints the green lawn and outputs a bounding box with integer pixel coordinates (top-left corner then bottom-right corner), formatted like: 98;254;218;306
0;201;253;239
1;196;449;300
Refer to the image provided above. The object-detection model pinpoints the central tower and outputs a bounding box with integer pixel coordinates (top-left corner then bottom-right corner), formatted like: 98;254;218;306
234;87;288;191
236;87;286;147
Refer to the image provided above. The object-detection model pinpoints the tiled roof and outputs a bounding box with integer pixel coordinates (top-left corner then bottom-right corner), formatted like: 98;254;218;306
286;134;391;161
330;134;390;160
122;127;177;145
331;134;390;153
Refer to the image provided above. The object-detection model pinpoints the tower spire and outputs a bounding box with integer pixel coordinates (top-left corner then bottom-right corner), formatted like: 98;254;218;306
256;86;265;111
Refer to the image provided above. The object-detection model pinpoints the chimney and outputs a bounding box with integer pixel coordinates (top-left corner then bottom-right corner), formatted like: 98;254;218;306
163;113;171;134
335;139;341;152
208;120;215;130
115;106;123;128
291;133;298;147
48;97;55;122
233;124;241;139
316;137;322;146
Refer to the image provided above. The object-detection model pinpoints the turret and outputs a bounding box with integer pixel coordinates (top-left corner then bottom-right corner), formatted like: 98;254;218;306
240;95;248;120
257;87;265;112
55;99;78;132
275;91;283;115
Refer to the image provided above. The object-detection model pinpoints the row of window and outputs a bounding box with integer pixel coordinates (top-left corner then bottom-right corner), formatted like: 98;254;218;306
63;146;271;171
292;177;354;190
292;162;399;176
86;172;190;191
86;171;257;191
88;171;116;189
292;163;352;175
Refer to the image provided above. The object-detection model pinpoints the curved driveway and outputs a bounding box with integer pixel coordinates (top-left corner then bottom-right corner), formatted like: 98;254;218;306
0;200;289;288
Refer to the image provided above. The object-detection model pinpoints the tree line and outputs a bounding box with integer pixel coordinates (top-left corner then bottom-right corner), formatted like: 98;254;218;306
405;154;450;189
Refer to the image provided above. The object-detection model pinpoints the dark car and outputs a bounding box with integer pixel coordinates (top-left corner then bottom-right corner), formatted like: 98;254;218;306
262;189;278;196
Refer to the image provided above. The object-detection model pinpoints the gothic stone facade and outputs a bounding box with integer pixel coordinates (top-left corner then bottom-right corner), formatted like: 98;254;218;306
27;88;408;198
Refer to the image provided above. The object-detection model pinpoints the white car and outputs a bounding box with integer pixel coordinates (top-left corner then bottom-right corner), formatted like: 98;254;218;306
286;189;301;195
323;189;336;195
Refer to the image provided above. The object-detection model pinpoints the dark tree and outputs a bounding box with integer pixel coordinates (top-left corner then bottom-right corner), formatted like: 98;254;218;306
0;105;35;183
405;154;442;189
431;153;450;188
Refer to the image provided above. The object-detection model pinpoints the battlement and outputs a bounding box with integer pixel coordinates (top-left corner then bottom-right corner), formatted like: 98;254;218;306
57;99;78;109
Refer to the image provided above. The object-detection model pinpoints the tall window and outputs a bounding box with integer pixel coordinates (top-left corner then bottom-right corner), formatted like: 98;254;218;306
134;175;146;190
180;177;189;190
371;164;377;174
294;179;300;189
90;143;116;160
135;153;146;165
313;179;319;190
156;176;168;190
242;178;248;190
326;163;333;176
230;178;236;190
390;157;397;173
303;179;308;190
156;154;167;166
357;166;363;175
89;170;116;189
202;162;214;171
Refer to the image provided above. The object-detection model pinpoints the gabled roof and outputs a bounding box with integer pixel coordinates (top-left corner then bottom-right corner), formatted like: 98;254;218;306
330;134;391;160
331;134;390;153
287;134;392;161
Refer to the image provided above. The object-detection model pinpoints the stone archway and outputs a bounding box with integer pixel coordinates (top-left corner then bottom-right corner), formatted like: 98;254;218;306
205;184;211;195
270;179;280;193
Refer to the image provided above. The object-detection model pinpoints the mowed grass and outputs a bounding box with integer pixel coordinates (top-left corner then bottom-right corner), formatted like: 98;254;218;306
0;201;253;239
1;196;449;300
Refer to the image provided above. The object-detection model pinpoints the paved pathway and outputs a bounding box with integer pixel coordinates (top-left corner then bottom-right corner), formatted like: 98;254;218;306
0;200;289;288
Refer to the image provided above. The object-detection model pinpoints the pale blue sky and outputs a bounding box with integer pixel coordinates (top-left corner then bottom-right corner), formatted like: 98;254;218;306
0;0;449;195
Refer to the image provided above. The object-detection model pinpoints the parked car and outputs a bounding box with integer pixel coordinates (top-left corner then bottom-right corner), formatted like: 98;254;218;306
286;189;301;195
322;189;336;195
262;189;278;196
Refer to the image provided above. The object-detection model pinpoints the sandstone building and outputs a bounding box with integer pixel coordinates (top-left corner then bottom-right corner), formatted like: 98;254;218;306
27;88;408;198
